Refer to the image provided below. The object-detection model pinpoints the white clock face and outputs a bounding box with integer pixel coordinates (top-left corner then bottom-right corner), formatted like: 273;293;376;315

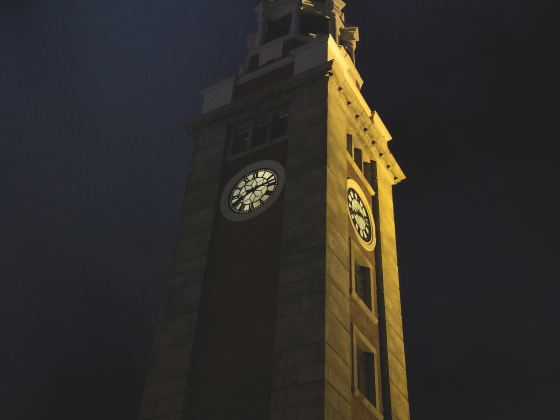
347;179;376;250
221;160;286;222
228;169;279;214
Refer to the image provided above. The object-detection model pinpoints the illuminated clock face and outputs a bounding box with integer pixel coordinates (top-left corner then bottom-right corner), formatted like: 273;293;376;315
221;160;286;221
347;179;376;250
228;169;279;214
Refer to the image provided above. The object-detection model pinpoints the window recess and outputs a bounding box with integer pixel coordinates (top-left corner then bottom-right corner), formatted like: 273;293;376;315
352;326;382;416
355;264;372;310
363;161;376;188
265;14;292;43
247;54;260;72
347;134;353;156
300;11;330;37
357;349;377;407
353;147;363;171
228;109;289;157
271;111;289;140
252;121;270;147
231;126;250;155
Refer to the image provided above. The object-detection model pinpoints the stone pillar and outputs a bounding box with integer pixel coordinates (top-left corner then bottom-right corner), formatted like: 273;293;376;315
257;16;266;47
269;77;329;420
323;72;354;420
290;0;301;35
375;166;410;420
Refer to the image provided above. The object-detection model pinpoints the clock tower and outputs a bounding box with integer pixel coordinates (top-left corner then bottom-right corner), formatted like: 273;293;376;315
138;1;410;419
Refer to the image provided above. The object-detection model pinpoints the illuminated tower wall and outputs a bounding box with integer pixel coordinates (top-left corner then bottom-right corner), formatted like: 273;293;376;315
138;1;409;419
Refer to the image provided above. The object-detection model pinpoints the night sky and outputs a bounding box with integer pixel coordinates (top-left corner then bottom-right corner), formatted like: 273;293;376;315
1;1;559;419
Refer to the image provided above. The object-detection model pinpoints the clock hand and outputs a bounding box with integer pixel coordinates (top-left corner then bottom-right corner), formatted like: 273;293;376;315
246;182;266;194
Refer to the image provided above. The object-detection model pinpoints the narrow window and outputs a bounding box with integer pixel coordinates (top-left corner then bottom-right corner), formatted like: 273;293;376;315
271;111;289;139
357;349;377;407
354;148;363;170
252;121;269;147
363;161;375;187
265;14;292;43
355;265;372;309
231;126;250;155
347;134;353;156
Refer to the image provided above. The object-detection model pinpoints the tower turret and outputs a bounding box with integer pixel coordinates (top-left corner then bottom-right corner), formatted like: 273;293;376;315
245;0;359;75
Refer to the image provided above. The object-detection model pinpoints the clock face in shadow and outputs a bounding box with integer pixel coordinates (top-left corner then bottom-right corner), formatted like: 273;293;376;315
221;160;286;222
347;179;376;250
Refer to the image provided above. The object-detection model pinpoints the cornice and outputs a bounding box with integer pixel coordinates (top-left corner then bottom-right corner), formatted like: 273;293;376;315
186;37;405;185
328;58;406;184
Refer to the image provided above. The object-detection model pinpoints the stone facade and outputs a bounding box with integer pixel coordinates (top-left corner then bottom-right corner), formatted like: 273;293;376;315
138;1;409;419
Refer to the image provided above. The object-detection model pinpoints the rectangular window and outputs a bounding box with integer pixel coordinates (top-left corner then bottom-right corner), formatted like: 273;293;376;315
363;161;375;187
231;126;250;155
347;134;353;156
355;265;372;309
265;14;292;43
252;121;269;147
271;111;289;139
357;349;377;407
354;148;363;170
229;109;289;157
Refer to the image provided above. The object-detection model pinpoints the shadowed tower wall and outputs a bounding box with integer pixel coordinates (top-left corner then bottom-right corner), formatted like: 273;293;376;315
137;1;410;419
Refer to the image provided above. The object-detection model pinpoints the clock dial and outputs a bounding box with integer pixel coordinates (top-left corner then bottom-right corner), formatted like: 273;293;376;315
228;168;279;214
220;160;286;222
348;188;373;242
347;179;376;250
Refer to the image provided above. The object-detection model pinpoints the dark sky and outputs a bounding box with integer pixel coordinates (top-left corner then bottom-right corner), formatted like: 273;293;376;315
1;1;558;419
